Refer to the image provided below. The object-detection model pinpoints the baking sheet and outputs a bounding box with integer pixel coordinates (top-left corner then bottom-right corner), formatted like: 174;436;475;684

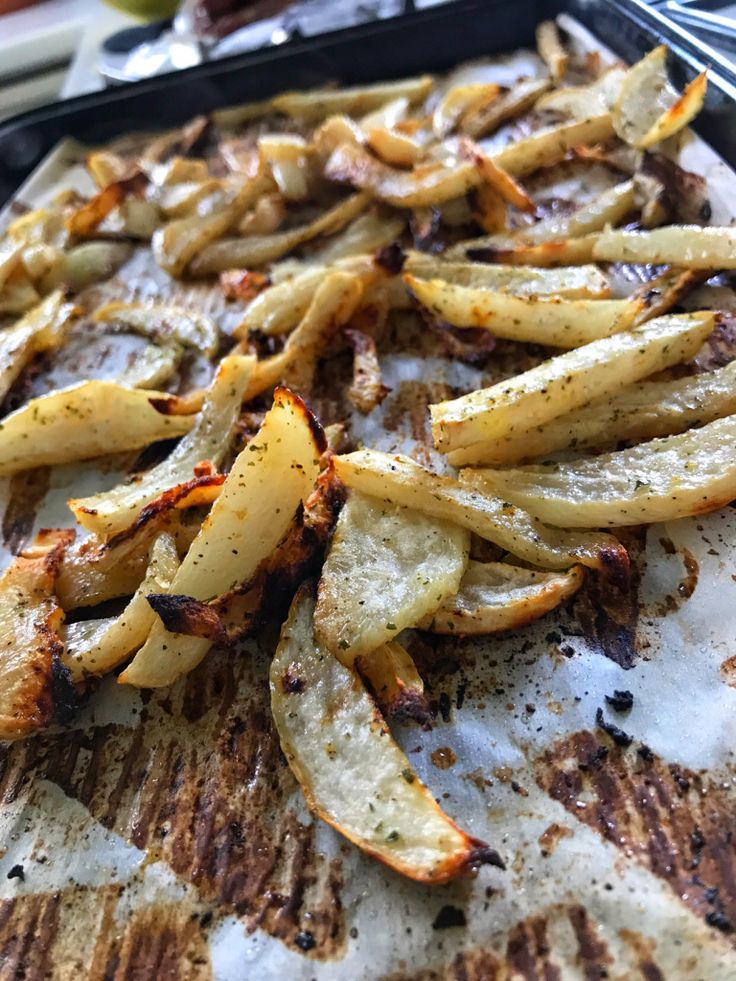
1;16;736;979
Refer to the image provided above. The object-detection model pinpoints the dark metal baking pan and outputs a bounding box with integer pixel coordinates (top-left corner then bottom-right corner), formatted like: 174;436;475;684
1;0;736;207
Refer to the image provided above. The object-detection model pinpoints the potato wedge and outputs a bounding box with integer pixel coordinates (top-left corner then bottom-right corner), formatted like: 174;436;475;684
419;561;584;634
433;83;501;138
470;413;736;527
464;141;536;212
0;290;78;403
69;355;255;538
188;192;369;275
592;226;736;269
446;360;736;466
0;382;196;476
460;78;552;138
271;586;502;883
0;530;75;740
152;169;272;277
66;173;148;237
365;127;424;168
404;257;610;298
613;46;707;149
325;143;478;208
92;301;218;357
334;450;629;579
315;490;469;662
445;180;635;259
259;133;310;201
429;312;715;452
41;241;132;292
119;386;323;688
345;328;388;414
536;20;567;80
357;640;430;724
460;235;599;267
272;76;433;121
406;275;639;347
310;210;406;264
61;533;179;682
491;115;615;176
245;271;363;398
536;66;627;117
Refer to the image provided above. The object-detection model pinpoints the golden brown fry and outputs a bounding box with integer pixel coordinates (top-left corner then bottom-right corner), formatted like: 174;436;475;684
357;641;430;725
460;78;551;138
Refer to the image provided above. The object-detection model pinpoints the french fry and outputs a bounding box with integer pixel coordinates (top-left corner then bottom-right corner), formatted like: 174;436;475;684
419;561;584;634
310;210;406;264
632;268;709;325
491;115;615;176
188;192;369;275
357;640;430;724
0;530;75;740
469;413;736;527
325;143;478;208
613;46;708;149
429;312;716;452
92;301;219;356
272;76;434;121
66;173;149;237
270;585;503;883
472;182;507;233
314;490;469;662
461;235;599;267
460;78;551;138
258;133;311;201
403;256;610;298
463;140;536;212
244;271;363;398
432;83;501;138
446;360;736;466
61;533;179;682
334;450;629;579
406;275;639;347
68;355;255;538
536;20;568;81
0;290;77;403
41;241;132;292
592;226;736;269
365;126;424;168
119;386;324;688
0;381;196;476
536;66;627;117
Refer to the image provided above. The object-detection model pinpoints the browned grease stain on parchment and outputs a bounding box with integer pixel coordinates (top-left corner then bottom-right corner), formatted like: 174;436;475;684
1;467;50;555
382;902;653;981
535;730;736;937
0;649;346;963
0;884;212;981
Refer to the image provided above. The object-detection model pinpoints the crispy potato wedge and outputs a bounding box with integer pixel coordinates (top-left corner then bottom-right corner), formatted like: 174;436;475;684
315;490;469;662
536;20;568;81
234;266;325;338
613;46;707;149
406;276;639;347
0;290;78;403
404;256;610;298
245;271;363;398
153;169;272;277
470;413;736;527
632;268;709;326
537;66;627;117
472;182;507;234
419;561;584;634
429;312;715;452
446;180;635;258
491;115;615;176
271;586;502;883
345;327;389;414
460;78;551;138
188;192;369;275
57;511;200;610
119;386;323;687
464;141;536;212
61;533;179;682
334;450;628;579
92;301;219;356
325;143;478;208
433;83;501;138
0;530;75;740
69;355;255;538
311;210;406;264
272;76;433;121
447;360;736;466
592;226;736;269
357;640;430;725
0;382;196;476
